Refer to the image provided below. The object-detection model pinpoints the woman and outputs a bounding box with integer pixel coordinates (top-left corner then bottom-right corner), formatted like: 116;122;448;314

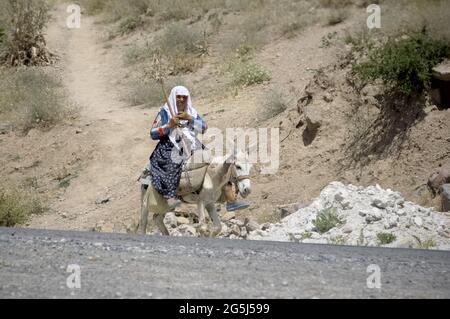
149;85;207;210
145;85;250;212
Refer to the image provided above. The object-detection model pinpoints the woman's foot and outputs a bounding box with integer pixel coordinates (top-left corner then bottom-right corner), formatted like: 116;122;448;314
167;197;181;210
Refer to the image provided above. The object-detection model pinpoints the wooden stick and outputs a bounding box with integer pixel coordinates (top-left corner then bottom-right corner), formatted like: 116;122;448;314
159;79;175;118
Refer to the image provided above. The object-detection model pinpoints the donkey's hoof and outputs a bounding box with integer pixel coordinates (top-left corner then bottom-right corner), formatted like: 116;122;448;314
211;226;222;237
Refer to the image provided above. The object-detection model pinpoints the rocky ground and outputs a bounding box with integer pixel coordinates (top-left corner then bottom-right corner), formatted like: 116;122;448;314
162;182;450;251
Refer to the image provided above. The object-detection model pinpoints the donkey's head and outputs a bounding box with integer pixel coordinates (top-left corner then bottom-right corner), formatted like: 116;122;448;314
228;147;253;198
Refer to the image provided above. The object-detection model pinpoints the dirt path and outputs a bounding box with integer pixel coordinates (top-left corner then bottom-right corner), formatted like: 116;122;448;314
28;5;152;232
27;4;352;231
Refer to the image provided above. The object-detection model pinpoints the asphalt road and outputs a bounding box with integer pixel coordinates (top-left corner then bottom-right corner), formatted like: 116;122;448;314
0;227;449;298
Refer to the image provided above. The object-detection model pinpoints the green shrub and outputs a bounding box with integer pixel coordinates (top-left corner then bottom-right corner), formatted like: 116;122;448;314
0;188;46;227
354;30;450;95
377;232;396;245
232;62;271;87
300;231;312;241
312;207;343;234
0;68;75;131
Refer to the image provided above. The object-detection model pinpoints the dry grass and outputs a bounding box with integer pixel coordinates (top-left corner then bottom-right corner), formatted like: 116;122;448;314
0;0;56;66
0;68;76;132
123;42;154;65
259;90;290;122
0;187;46;227
157;22;205;56
375;0;450;41
325;9;349;26
318;0;354;8
127;76;193;107
154;22;207;74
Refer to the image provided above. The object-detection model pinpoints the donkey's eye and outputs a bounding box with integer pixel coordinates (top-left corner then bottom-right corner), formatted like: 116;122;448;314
236;165;242;170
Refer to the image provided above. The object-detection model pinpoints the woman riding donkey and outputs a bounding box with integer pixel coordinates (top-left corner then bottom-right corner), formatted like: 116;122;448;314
141;85;249;212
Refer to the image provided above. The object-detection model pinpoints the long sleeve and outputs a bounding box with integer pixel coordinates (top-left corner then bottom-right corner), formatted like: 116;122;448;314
150;108;171;140
189;114;208;135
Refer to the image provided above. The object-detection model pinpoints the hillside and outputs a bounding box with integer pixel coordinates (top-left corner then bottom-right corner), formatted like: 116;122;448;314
0;0;449;242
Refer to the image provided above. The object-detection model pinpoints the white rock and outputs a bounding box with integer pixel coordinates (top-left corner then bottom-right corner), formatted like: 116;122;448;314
371;199;387;209
396;210;407;216
229;218;245;227
245;219;260;232
341;201;353;210
246;182;450;250
231;224;241;236
178;225;197;236
342;225;353;234
414;217;423;227
164;213;178;228
334;193;345;203
176;216;190;225
365;210;382;223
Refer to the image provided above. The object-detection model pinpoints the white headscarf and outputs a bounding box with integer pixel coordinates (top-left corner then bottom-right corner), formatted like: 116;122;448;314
162;86;200;153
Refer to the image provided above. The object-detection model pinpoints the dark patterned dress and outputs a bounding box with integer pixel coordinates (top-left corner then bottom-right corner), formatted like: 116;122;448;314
148;107;207;199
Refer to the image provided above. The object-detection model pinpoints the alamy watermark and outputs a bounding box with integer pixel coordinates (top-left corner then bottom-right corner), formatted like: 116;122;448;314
366;264;381;289
367;4;381;29
170;127;280;175
66;264;81;289
66;4;81;29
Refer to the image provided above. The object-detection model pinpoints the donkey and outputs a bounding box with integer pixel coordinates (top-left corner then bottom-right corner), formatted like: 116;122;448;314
138;147;252;237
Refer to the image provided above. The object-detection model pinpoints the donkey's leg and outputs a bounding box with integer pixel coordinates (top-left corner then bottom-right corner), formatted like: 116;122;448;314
196;200;210;237
205;203;222;237
138;185;149;234
197;200;206;223
153;213;169;236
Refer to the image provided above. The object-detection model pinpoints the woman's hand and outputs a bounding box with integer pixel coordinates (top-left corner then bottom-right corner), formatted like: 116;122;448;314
176;112;192;122
168;117;179;129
